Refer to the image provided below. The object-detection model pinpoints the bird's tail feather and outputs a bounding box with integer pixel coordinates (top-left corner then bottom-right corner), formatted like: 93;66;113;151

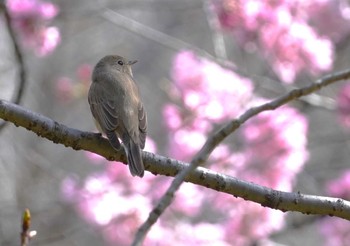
125;141;144;177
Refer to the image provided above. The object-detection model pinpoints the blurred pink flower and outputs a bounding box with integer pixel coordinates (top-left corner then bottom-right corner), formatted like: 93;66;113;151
61;175;79;201
147;222;229;246
144;136;157;153
55;77;73;102
55;64;93;102
261;21;332;83
318;170;350;244
214;0;337;83
163;104;182;130
6;0;60;56
167;51;253;161
36;26;60;56
319;217;350;246
223;200;285;245
85;151;105;165
172;51;253;120
169;128;206;161
172;183;205;216
305;0;350;43
77;64;93;84
337;82;350;128
326;170;350;199
241;105;308;190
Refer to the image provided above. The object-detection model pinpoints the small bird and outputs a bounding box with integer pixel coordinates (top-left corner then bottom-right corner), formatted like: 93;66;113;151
88;55;147;177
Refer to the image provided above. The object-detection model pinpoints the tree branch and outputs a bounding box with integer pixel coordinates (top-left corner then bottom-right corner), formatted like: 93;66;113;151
1;69;350;246
1;101;349;225
132;68;350;245
0;3;27;131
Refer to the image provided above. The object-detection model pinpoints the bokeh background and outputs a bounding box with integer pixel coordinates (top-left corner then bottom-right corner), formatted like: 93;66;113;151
1;0;350;245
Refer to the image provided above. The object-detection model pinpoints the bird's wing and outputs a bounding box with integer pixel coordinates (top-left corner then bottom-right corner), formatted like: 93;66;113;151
138;102;147;149
88;82;119;132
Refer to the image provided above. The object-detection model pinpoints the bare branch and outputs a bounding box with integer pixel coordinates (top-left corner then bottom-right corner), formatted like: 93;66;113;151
101;8;236;70
132;68;350;245
1;99;350;244
203;0;227;59
1;69;350;245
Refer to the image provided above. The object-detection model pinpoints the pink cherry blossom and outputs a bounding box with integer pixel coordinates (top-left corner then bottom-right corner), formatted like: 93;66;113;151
213;0;339;83
319;217;350;246
337;82;350;128
6;0;60;56
241;105;308;189
318;169;350;243
326;170;350;199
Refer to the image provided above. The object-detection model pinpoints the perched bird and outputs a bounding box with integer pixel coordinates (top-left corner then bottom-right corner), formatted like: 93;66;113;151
88;55;147;177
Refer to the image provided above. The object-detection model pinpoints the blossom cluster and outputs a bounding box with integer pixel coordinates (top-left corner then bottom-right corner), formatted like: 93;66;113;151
5;0;60;56
214;0;350;83
61;50;309;245
319;171;350;245
55;64;92;102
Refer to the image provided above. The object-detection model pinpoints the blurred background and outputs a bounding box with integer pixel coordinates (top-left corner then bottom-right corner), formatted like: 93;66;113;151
1;0;350;245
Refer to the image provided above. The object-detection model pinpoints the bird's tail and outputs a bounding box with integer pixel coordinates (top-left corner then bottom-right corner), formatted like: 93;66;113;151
125;140;144;177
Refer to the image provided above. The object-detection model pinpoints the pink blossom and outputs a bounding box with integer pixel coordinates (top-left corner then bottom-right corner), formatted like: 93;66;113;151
172;51;253;120
163;104;182;130
326;170;350;199
144;136;157;153
35;26;60;56
85;151;105;165
167;50;253;161
60;175;79;201
241;105;308;189
319;170;350;244
6;0;60;56
224;202;285;245
55;77;73;102
261;22;333;83
169;128;206;161
209;192;285;246
172;183;205;216
304;0;350;43
337;82;350;128
77;64;93;85
213;0;337;83
319;217;350;246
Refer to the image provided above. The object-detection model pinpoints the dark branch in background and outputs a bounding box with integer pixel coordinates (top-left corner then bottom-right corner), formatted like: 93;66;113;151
1;71;350;243
0;3;27;131
132;68;350;245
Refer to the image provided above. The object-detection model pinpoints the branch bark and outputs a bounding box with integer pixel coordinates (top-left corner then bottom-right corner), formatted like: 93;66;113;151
1;69;350;246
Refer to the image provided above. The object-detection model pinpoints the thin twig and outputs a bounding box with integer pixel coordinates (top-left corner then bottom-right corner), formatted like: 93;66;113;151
0;3;27;131
203;0;227;59
131;68;350;245
101;8;236;70
21;209;36;246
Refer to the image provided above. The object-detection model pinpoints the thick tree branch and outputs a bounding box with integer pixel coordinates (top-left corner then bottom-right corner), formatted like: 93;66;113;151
1;69;350;246
132;68;350;245
1;101;350;226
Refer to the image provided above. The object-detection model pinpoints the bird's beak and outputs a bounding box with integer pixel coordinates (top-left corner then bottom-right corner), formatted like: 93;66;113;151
128;60;138;65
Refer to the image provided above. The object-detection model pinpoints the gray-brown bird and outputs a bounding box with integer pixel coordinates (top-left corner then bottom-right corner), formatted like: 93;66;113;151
88;55;147;177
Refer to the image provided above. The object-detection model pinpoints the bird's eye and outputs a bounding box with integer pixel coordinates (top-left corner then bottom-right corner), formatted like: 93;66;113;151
117;60;124;66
